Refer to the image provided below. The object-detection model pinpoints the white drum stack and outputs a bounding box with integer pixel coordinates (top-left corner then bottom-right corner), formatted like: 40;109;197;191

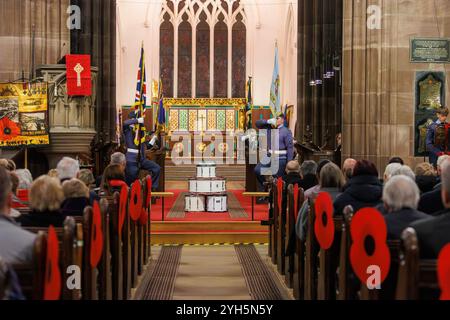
185;162;228;213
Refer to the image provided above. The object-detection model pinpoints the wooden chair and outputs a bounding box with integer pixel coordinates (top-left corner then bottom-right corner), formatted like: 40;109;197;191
12;232;47;300
292;187;305;300
304;198;318;300
396;228;439;300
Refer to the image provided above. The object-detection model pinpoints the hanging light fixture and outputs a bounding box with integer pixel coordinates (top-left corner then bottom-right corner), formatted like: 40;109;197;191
314;65;323;85
309;67;316;87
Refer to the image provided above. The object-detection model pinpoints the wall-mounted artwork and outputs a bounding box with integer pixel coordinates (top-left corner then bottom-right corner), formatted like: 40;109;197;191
414;71;446;157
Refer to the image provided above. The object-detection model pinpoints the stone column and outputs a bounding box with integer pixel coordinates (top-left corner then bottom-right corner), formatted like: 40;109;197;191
342;0;450;172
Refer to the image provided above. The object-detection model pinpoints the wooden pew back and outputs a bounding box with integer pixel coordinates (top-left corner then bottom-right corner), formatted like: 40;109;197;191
396;228;439;300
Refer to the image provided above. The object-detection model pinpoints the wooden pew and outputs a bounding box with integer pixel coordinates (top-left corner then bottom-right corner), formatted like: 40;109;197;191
337;205;355;300
292;187;305;300
335;206;401;300
122;191;132;299
317;216;343;300
284;185;295;287
261;180;277;263
23;217;82;300
11;232;47;300
304;198;318;300
396;228;439;300
269;180;278;264
108;192;124;300
82;200;112;300
276;180;286;275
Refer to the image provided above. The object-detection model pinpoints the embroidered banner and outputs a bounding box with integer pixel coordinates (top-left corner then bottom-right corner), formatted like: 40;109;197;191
0;83;50;147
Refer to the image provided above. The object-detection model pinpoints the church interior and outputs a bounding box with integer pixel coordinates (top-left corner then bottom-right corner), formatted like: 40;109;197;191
1;0;450;306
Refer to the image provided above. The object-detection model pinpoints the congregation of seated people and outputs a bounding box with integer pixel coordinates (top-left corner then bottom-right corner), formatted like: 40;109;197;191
0;151;131;266
282;155;449;261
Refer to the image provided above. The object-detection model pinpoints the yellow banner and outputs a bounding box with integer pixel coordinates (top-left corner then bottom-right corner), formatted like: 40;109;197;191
0;83;50;147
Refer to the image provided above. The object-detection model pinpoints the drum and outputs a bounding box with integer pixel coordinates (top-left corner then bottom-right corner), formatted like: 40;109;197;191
185;195;206;212
206;195;228;212
196;163;216;178
189;178;226;193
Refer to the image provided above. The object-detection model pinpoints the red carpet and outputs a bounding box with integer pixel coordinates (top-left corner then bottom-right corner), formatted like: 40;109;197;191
150;190;269;222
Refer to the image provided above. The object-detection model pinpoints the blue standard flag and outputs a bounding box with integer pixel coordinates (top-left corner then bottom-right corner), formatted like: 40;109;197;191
269;43;281;115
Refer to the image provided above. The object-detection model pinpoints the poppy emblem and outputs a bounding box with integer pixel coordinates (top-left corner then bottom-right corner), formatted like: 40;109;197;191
90;201;104;269
129;180;143;221
277;178;283;211
314;192;335;250
349;208;391;287
43;226;61;300
438;244;450;300
0;117;21;140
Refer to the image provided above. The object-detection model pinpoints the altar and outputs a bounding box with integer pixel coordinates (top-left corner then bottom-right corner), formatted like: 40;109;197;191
163;98;247;160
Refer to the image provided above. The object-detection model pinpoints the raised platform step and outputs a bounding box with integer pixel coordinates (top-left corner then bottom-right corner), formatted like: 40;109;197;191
165;163;246;181
151;221;268;245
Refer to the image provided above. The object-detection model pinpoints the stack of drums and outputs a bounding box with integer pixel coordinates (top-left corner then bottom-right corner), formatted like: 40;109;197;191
185;162;228;212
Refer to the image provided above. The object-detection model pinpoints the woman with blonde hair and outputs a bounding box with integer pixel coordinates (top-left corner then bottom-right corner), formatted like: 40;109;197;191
415;162;437;194
16;175;65;227
61;178;90;217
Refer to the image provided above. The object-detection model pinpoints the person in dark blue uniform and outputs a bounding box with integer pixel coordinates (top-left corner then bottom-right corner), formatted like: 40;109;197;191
123;111;161;188
254;113;294;202
426;107;449;167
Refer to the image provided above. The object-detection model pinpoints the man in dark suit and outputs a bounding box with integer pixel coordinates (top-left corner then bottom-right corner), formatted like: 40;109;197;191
411;157;450;259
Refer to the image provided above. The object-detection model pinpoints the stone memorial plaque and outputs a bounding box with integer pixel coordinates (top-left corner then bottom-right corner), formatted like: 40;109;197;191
410;38;450;63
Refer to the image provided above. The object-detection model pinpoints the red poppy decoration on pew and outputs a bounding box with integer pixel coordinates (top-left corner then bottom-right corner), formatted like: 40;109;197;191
129;180;143;221
349;208;391;287
43;226;61;300
437;244;450;300
277;178;283;210
109;180;128;236
314;192;335;250
294;184;300;220
90;201;104;269
145;175;152;209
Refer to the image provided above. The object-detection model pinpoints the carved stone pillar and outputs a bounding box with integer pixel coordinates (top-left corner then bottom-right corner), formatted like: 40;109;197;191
36;64;98;168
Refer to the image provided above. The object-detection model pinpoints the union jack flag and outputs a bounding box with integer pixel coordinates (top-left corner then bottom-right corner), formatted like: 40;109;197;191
134;44;147;115
133;43;147;146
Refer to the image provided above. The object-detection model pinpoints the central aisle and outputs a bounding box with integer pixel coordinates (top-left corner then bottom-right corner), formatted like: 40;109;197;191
173;246;251;300
134;245;293;301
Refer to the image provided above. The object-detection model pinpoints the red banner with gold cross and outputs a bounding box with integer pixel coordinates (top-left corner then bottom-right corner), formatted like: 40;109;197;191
66;54;92;96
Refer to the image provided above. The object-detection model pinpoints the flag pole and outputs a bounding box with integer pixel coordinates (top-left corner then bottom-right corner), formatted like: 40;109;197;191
137;42;145;170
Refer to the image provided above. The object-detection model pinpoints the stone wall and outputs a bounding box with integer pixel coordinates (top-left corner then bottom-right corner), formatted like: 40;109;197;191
342;0;450;172
0;0;70;82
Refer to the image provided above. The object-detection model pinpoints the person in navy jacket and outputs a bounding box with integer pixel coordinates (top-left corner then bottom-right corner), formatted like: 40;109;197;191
123;111;161;188
254;113;294;198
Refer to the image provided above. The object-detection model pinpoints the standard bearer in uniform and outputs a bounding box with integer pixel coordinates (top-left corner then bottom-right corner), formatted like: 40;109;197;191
426;107;449;167
254;113;294;200
123;110;161;188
